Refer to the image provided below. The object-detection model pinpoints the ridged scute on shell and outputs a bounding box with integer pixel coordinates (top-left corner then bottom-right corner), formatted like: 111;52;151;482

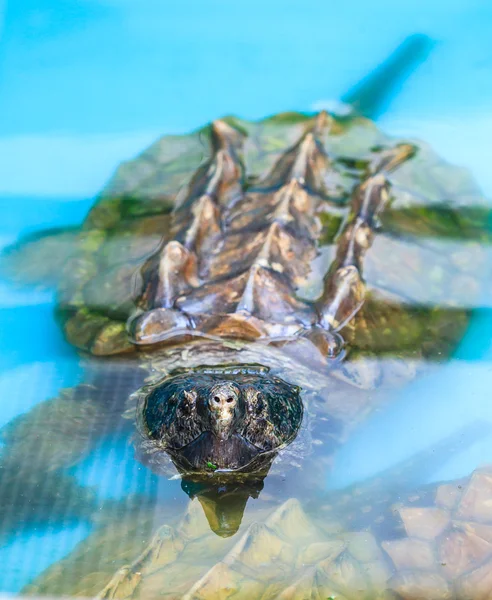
5;109;487;360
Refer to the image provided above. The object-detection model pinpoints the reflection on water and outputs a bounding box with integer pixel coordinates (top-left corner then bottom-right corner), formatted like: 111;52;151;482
3;408;492;597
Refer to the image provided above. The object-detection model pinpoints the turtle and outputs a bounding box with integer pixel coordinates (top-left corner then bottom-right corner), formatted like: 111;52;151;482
1;32;492;595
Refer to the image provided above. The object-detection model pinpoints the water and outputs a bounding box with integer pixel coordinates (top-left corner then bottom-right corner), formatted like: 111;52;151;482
1;1;492;598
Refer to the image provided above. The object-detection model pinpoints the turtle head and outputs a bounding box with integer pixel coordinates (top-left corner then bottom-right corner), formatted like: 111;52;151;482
137;365;303;474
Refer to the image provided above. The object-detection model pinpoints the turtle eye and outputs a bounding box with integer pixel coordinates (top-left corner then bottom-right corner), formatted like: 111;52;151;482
182;390;197;415
246;391;265;416
254;396;265;416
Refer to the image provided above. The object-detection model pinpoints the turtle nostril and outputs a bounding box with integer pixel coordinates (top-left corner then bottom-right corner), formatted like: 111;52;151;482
226;397;234;403
213;396;221;404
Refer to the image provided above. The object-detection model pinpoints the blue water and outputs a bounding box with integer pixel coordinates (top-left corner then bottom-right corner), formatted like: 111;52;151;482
1;0;492;593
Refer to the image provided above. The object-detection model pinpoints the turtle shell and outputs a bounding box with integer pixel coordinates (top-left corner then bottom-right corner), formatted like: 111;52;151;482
51;111;489;358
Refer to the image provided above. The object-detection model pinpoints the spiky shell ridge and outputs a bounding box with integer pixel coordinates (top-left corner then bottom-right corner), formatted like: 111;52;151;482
57;110;488;357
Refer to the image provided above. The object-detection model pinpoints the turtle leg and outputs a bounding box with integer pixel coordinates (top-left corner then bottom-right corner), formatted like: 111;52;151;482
0;361;147;536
